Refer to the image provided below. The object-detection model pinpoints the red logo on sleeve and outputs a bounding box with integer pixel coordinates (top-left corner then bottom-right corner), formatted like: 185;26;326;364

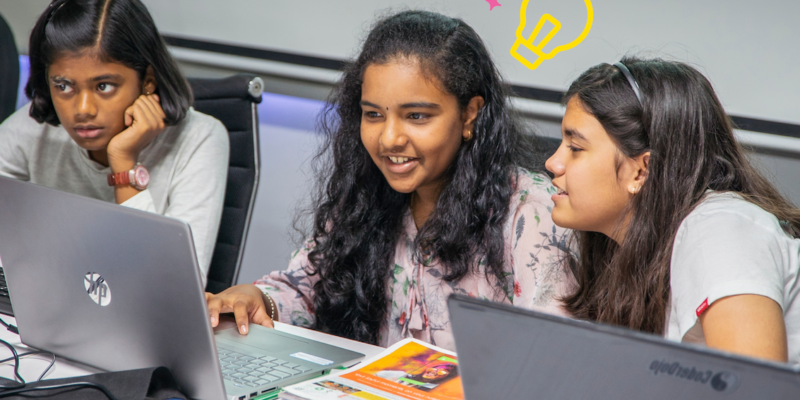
696;298;710;316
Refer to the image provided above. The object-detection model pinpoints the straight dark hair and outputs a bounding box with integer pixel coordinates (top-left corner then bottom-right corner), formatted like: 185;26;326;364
306;10;542;344
562;57;800;334
26;0;192;126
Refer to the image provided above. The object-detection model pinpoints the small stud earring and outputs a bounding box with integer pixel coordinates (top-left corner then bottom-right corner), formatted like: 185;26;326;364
464;130;473;142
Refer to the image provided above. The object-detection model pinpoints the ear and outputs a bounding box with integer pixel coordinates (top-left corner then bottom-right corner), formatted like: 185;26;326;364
142;65;157;95
462;96;485;140
627;151;650;195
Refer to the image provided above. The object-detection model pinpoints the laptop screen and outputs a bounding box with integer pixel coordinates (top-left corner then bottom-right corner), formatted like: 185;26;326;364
447;294;800;399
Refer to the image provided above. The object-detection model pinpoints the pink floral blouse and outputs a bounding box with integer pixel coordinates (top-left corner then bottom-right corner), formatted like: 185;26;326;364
254;170;575;351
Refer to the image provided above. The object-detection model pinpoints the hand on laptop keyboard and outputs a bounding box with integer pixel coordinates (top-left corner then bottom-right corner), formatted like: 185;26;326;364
206;284;275;335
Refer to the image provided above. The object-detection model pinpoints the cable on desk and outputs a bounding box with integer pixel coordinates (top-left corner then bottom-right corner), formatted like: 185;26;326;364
0;318;115;399
35;352;56;382
0;319;17;336
0;350;56;381
0;339;23;384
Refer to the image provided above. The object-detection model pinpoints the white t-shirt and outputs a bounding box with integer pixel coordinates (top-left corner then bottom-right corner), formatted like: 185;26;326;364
0;104;230;284
666;192;800;364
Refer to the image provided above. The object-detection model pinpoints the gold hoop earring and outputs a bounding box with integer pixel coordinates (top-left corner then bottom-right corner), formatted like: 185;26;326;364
464;130;473;142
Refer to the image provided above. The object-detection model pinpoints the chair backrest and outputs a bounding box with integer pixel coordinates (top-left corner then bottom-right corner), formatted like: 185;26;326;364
188;74;262;293
0;13;19;123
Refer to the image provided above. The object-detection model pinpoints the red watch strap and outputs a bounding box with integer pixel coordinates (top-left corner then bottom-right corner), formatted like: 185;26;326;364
107;171;131;186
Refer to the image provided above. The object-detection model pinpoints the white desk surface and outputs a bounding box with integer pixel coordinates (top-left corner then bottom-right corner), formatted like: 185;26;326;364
0;315;383;383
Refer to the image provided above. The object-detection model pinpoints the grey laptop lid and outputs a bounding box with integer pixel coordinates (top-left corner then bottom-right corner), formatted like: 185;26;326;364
0;177;227;399
0;177;364;400
448;294;800;400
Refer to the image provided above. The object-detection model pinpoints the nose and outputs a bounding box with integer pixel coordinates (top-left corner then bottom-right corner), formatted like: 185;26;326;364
379;115;408;152
75;91;97;119
545;143;566;177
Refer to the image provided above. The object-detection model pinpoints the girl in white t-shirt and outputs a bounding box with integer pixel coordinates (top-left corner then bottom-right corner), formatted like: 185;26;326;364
545;57;800;364
0;0;229;280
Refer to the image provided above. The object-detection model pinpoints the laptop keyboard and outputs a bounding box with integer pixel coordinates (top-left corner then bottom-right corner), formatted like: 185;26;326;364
0;268;8;298
217;348;313;388
0;267;15;316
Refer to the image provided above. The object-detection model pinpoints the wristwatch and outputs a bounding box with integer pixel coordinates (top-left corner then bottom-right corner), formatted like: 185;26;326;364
107;164;150;190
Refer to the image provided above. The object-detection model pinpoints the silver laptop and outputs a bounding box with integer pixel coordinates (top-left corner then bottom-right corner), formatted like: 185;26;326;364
0;177;364;400
447;294;800;400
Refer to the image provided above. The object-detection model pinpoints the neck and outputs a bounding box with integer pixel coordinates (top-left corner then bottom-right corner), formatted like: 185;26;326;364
605;212;632;245
89;149;110;167
410;184;443;230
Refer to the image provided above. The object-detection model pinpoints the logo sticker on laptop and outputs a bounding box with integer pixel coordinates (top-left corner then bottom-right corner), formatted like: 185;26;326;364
290;352;333;366
84;272;111;306
649;359;740;393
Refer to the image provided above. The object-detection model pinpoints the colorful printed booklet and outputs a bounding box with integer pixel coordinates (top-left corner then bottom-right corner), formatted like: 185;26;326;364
278;338;463;400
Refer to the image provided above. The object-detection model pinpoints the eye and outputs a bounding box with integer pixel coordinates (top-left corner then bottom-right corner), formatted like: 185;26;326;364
567;144;583;152
55;84;73;93
363;111;382;119
97;83;115;93
408;113;427;120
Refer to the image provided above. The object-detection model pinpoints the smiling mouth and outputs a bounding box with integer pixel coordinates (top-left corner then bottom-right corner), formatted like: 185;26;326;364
382;156;419;175
552;184;568;196
387;156;416;164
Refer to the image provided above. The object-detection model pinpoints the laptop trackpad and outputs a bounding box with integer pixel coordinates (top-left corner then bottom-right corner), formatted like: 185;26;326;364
215;326;307;353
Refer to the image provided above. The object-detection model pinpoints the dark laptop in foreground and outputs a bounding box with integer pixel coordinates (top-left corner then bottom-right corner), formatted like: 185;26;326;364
448;294;800;400
0;177;363;400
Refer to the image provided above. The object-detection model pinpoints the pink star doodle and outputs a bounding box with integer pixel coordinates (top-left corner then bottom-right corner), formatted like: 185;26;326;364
486;0;501;10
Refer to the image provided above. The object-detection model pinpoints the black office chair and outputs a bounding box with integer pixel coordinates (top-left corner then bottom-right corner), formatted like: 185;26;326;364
0;12;19;123
188;74;263;294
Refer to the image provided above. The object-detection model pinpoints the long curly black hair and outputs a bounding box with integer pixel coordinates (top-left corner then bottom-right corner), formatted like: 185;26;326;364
306;10;542;344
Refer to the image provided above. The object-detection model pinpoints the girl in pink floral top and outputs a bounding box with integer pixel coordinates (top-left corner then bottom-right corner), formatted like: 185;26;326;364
255;170;572;350
205;11;575;350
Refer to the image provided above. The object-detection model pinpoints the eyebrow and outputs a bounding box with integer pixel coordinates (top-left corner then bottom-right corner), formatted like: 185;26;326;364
359;100;441;109
360;100;381;108
564;128;588;142
49;74;124;85
398;102;440;109
91;74;123;82
49;76;74;85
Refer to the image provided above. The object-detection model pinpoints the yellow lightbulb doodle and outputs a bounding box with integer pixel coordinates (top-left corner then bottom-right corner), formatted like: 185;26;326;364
510;0;594;70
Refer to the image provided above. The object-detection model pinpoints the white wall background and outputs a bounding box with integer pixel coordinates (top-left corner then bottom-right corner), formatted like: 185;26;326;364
138;0;800;125
4;1;798;123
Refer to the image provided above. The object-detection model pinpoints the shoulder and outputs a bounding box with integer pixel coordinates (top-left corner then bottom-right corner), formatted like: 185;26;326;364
668;192;796;335
677;192;788;242
0;104;49;137
0;104;67;148
507;168;567;246
512;169;557;209
160;108;229;159
176;108;229;143
671;191;797;282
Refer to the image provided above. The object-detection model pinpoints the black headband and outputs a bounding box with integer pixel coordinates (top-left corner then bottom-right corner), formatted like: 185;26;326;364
613;62;642;104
